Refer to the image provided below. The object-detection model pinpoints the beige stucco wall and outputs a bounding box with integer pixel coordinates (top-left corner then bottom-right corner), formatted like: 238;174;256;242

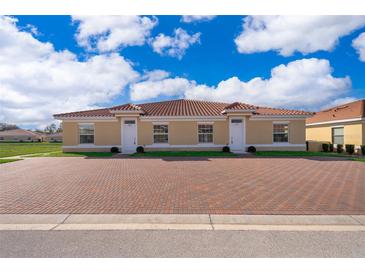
169;121;198;145
62;120;120;148
213;121;229;145
62;122;79;146
137;120;229;146
288;120;306;144
306;122;364;146
137;121;153;145
246;120;273;144
94;122;121;145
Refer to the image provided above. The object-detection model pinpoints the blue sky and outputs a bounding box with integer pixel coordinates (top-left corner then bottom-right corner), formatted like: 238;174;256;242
1;15;365;128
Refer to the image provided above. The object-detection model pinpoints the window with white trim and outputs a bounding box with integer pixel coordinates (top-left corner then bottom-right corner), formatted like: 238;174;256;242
198;124;213;143
332;127;344;144
79;124;94;144
153;125;168;143
273;123;288;143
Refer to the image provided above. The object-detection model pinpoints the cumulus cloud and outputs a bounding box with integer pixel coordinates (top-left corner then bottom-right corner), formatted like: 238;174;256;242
235;16;365;56
181;16;216;23
352;32;365;61
72;15;158;52
0;16;139;128
130;70;193;101
150;28;201;59
131;58;351;110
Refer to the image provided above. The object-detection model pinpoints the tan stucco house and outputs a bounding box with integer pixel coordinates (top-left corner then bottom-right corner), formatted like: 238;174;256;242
306;99;365;151
54;99;313;154
0;129;43;142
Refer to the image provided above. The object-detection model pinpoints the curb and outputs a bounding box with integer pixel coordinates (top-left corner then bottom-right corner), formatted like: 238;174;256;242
1;214;365;231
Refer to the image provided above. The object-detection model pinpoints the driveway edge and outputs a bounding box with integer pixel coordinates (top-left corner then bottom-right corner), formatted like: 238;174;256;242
1;214;365;231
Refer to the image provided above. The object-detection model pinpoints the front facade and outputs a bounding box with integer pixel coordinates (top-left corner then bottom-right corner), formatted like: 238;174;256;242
306;99;365;151
54;99;313;154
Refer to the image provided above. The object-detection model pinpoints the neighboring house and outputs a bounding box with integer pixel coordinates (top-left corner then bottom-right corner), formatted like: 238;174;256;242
306;99;365;151
44;132;63;143
54;99;313;154
0;129;43;142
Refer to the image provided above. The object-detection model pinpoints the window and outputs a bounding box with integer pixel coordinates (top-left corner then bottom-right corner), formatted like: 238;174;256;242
231;119;242;123
273;123;288;143
332;127;344;144
198;124;213;143
153;125;168;143
79;124;94;144
124;120;135;125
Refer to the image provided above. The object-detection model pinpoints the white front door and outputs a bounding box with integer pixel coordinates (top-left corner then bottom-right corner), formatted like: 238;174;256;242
230;118;244;152
122;119;137;154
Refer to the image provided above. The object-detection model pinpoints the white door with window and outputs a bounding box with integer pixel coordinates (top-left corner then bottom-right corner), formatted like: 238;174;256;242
230;118;244;152
122;119;137;154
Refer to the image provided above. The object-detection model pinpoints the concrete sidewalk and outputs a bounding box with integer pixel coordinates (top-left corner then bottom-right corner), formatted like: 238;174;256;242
1;214;365;231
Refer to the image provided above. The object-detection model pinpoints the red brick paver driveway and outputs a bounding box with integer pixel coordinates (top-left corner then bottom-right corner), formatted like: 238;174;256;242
0;157;364;214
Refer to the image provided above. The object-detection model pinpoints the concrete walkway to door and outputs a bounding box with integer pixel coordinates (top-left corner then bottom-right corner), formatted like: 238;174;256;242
0;157;364;215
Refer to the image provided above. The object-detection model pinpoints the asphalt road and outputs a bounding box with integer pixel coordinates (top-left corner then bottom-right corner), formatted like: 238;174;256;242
1;230;365;257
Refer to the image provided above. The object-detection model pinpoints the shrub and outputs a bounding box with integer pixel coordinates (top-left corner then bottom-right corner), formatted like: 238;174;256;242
345;144;355;155
247;146;256;153
337;144;344;153
136;146;144;153
329;143;334;152
361;145;365;155
110;146;120;153
222;146;230;153
322;143;329;152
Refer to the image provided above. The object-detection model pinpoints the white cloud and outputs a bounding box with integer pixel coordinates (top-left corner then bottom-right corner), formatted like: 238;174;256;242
131;58;351;110
181;16;216;23
320;97;358;110
72;15;158;52
352;32;365;61
0;16;139;128
235;16;365;56
130;70;193;101
150;28;201;59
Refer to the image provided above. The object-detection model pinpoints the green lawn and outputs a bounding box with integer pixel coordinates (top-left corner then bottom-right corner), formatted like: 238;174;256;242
0;158;23;164
353;158;365;163
25;151;114;157
131;151;236;157
255;151;360;158
0;142;62;158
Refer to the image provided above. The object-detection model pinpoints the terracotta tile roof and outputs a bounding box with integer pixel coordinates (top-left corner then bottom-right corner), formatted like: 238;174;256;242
253;106;314;116
306;99;365;124
54;99;314;118
138;99;228;116
54;107;114;118
109;103;143;112
224;102;256;111
0;129;43;137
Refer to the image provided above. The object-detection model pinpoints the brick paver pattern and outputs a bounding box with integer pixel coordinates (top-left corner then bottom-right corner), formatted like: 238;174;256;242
0;157;364;214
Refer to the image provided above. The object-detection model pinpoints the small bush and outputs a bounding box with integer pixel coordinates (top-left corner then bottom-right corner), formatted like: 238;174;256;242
322;143;329;152
329;143;334;152
337;144;344;153
136;146;144;153
222;146;230;153
345;144;355;155
110;146;120;153
247;146;256;153
361;145;365;155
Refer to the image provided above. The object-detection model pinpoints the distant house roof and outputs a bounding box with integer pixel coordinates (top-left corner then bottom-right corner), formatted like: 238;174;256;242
54;99;314;119
306;99;365;124
0;129;43;137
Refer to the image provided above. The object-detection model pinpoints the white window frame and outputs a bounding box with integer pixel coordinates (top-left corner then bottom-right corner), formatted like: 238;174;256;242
198;123;214;143
272;122;289;143
332;126;344;145
153;124;169;144
79;123;95;144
